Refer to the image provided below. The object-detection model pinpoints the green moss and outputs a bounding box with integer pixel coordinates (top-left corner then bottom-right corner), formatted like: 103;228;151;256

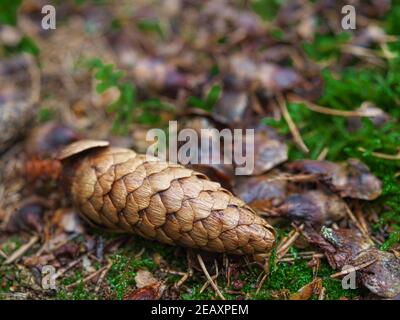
105;236;178;299
264;60;400;236
0;265;19;296
0;236;23;256
56;282;97;300
318;263;362;300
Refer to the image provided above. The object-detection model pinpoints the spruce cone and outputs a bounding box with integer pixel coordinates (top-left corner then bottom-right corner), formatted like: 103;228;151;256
58;140;275;260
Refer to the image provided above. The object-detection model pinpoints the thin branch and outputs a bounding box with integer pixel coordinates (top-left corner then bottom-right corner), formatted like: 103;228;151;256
276;224;304;261
174;268;193;288
265;173;319;182
197;254;225;300
4;235;39;265
0;249;8;259
256;272;268;295
358;147;400;160
200;260;219;294
318;286;326;300
54;256;84;279
95;261;113;294
330;259;377;278
345;204;374;245
277;95;309;153
317;147;329;161
288;94;383;117
67;262;111;290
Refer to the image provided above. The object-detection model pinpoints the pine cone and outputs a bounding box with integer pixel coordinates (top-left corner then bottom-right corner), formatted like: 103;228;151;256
58;140;275;260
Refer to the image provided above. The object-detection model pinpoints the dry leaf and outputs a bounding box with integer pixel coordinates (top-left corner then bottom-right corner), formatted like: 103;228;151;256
135;269;158;289
290;278;322;300
124;282;165;300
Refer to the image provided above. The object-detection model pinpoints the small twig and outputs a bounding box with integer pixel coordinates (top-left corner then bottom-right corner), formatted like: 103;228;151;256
256;272;268;295
276;228;296;253
266;173;319;183
35;234;79;256
54;256;84;279
380;43;398;60
67;262;111;290
288;94;383;117
283;250;321;257
358;147;400;160
279;253;325;263
134;247;145;259
317;147;329;161
341;45;385;67
200;274;218;293
354;204;370;238
174;268;193;288
199;260;219;294
95;260;112;294
344;204;374;245
4;235;39;265
318;287;326;300
223;254;230;287
330;259;377;278
197;254;225;300
26;54;41;106
276;224;304;261
0;249;8;259
160;268;187;276
277;95;309;153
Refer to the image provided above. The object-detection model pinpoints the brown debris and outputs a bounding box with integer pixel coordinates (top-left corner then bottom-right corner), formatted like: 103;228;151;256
25;122;80;158
349;249;400;298
123;282;165;300
234;172;287;208
290;278;322;300
286;159;382;200
277;190;347;226
0;54;40;154
241;124;288;175
5;198;48;234
135;269;159;289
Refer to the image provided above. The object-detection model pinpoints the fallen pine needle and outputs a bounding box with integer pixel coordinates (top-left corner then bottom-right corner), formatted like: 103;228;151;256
200;260;219;293
317;147;329;161
318;287;326;300
358;147;400;160
344;204;374;245
54;256;84;279
160;268;188;276
276;224;304;261
174;268;193;288
4;235;39;265
279;253;325;263
256;272;268;295
288;94;383;117
67;262;111;290
95;260;113;294
0;249;8;259
197;254;225;300
266;173;319;182
277;95;309;153
330;258;377;278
